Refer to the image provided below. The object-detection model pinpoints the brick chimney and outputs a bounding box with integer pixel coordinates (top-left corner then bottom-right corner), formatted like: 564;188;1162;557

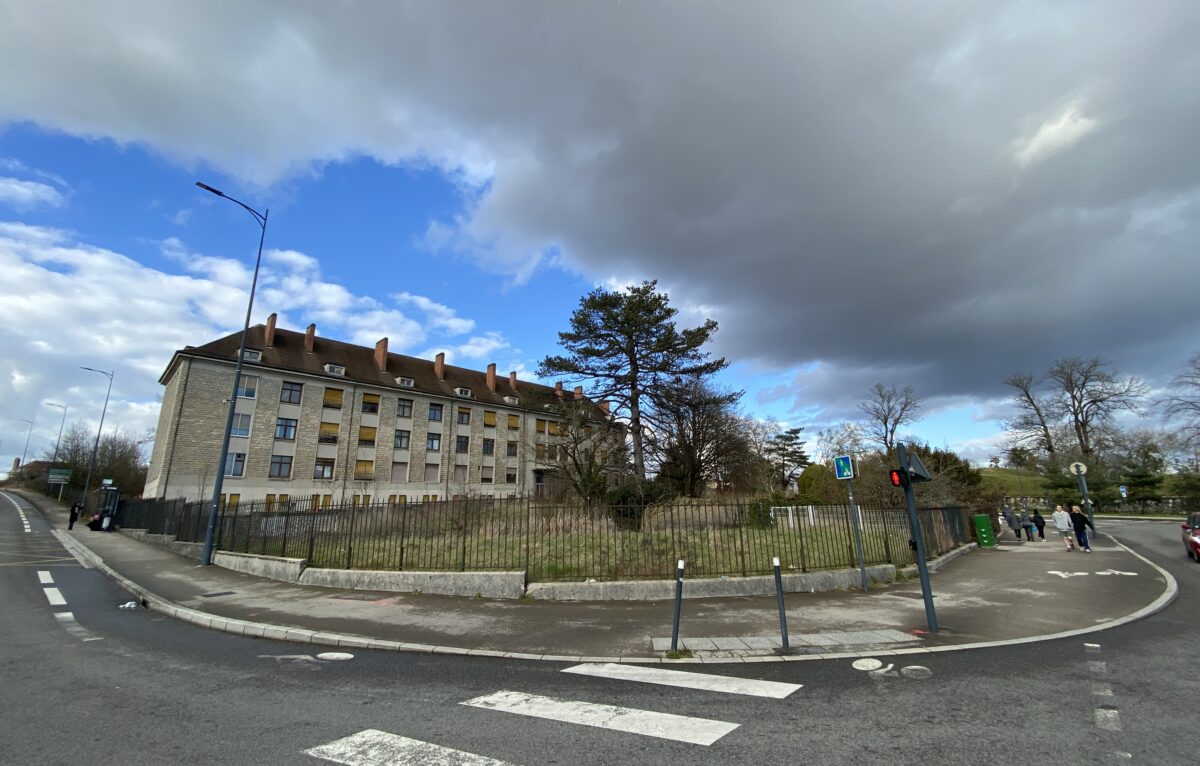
509;371;518;392
265;312;277;347
573;385;583;400
374;337;388;372
486;363;497;392
435;352;445;380
304;323;316;353
555;381;564;398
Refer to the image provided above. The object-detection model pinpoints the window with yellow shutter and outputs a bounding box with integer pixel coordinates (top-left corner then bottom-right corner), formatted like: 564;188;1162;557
355;460;374;480
483;410;497;427
323;388;344;409
318;422;339;443
508;414;520;430
358;426;377;446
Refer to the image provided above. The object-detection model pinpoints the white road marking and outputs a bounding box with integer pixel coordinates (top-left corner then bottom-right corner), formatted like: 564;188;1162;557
460;690;739;746
899;666;932;679
37;571;54;585
316;652;355;661
1084;642;1101;654
852;658;884;671
54;612;103;642
1087;661;1107;675
1095;708;1122;732
44;587;67;606
306;729;515;766
562;663;800;699
1092;684;1114;697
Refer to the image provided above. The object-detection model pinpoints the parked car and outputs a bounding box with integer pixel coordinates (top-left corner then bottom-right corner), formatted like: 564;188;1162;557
1183;513;1200;561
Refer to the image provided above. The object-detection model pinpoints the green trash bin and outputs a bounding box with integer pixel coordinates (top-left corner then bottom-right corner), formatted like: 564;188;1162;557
973;513;996;548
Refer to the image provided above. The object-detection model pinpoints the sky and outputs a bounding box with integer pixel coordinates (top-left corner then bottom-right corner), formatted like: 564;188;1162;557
2;1;1198;478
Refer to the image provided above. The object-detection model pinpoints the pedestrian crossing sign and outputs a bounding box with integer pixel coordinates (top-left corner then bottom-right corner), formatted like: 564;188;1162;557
834;455;854;480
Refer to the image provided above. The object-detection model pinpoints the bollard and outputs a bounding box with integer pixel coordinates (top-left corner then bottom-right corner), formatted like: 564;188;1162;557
773;556;790;653
669;559;685;654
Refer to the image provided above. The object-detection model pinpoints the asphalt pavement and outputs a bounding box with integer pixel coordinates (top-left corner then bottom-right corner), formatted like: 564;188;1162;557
12;491;1176;663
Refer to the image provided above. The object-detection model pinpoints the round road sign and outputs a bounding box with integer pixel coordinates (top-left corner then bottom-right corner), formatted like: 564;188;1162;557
1069;461;1087;475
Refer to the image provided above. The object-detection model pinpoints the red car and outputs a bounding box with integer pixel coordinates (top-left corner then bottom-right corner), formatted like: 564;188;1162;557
1183;513;1200;561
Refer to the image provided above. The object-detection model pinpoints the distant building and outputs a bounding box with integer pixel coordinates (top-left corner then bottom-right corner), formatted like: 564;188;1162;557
143;314;608;507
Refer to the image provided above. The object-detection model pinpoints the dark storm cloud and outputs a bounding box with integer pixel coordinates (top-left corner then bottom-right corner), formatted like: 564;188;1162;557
2;1;1198;419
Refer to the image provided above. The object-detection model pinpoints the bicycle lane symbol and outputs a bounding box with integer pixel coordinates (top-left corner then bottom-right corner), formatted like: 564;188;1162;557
851;657;933;681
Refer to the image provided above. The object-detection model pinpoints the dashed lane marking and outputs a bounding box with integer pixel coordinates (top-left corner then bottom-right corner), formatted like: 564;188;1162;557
562;662;801;699
460;690;739;746
306;729;516;766
1095;708;1122;732
37;570;54;584
54;612;102;642
1087;660;1107;675
43;587;66;606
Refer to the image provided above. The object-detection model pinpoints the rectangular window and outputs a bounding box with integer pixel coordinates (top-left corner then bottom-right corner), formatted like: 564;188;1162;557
507;414;520;430
321;494;332;508
505;470;518;484
394;429;410;449
506;441;518;457
310;494;319;511
323;388;343;409
390;461;408;482
456;435;470;454
318;422;339;444
536;444;547;461
427;433;441;451
422;494;438;502
388;494;408;507
269;454;293;479
355;460;374;481
362;393;380;414
230;413;252;438
236;375;258;399
483;410;497;427
275;417;298;441
397;398;413;418
280;381;303;404
358;425;377;447
278;494;289;506
482;438;495;455
428;403;443;422
224;452;246;477
241;349;262;363
314;458;335;480
453;465;467;483
536;418;547;434
548;421;561;436
264;494;276;512
424;463;440;482
457;407;471;425
226;493;240;510
481;466;494;484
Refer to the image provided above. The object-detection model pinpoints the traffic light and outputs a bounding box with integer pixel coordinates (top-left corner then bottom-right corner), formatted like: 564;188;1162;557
889;468;909;488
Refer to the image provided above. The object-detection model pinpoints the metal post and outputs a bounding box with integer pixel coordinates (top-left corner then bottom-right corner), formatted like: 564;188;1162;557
669;559;685;653
1075;469;1095;531
17;417;34;480
79;367;113;509
772;557;790;653
846;478;869;593
898;444;939;634
197;182;268;567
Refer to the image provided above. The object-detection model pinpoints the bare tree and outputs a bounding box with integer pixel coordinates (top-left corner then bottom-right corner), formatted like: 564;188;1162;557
1045;357;1147;458
1162;353;1200;449
858;383;923;455
815;422;868;462
655;377;743;497
1001;373;1059;456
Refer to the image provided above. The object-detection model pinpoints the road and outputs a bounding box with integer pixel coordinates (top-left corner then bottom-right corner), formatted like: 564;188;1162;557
1;492;1196;765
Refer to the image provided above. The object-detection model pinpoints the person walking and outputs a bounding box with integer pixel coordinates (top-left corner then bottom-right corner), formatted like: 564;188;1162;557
1004;507;1020;540
68;502;81;530
1070;505;1095;552
1019;509;1035;541
1032;509;1047;540
1052;505;1074;550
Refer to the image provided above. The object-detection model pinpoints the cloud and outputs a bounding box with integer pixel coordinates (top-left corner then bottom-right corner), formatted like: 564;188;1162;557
0;177;65;209
1013;102;1100;167
1;2;1198;445
393;292;475;335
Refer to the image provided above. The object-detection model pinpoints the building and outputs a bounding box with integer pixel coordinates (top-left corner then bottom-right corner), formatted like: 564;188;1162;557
143;314;611;507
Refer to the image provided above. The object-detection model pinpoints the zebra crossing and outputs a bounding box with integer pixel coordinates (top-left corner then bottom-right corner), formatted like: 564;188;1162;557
305;662;803;763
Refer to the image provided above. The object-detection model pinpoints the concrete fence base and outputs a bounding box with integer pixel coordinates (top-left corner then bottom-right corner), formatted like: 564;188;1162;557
298;568;526;600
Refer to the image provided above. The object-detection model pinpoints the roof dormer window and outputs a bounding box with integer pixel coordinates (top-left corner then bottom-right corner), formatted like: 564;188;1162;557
241;349;262;363
503;395;519;406
324;363;346;377
455;387;472;398
395;376;414;388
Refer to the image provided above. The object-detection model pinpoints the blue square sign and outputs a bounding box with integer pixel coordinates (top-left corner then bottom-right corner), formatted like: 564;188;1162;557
834;455;854;480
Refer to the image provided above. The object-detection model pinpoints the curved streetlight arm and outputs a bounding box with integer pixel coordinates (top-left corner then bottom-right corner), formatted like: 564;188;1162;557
17;417;35;476
79;367;114;507
44;402;68;465
195;182;267;229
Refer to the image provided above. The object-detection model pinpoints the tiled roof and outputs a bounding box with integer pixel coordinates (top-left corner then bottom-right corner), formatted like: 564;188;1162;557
173;323;600;416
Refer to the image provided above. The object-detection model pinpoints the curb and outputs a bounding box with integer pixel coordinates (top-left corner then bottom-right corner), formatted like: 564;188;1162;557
37;498;1179;665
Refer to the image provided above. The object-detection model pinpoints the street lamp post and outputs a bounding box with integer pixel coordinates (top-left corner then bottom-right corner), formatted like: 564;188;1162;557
17;417;35;480
79;367;114;509
45;401;67;495
195;181;269;566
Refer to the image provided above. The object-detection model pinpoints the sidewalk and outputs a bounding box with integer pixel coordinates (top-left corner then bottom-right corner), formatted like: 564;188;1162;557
22;492;1177;664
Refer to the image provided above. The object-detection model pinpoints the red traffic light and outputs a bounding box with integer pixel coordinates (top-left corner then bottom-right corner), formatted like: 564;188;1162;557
889;469;908;488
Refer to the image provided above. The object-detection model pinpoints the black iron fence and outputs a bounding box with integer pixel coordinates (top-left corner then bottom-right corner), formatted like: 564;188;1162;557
117;496;974;582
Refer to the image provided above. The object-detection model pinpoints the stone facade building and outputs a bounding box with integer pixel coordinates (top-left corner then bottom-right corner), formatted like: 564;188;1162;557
143;314;609;507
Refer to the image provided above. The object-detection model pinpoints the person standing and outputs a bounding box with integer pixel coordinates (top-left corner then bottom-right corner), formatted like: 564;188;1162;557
1070;505;1095;552
68;502;81;530
1032;509;1046;540
1019;509;1035;541
1004;507;1020;540
1052;505;1074;550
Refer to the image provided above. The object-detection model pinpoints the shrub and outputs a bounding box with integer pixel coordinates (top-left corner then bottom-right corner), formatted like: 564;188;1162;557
606;480;674;531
